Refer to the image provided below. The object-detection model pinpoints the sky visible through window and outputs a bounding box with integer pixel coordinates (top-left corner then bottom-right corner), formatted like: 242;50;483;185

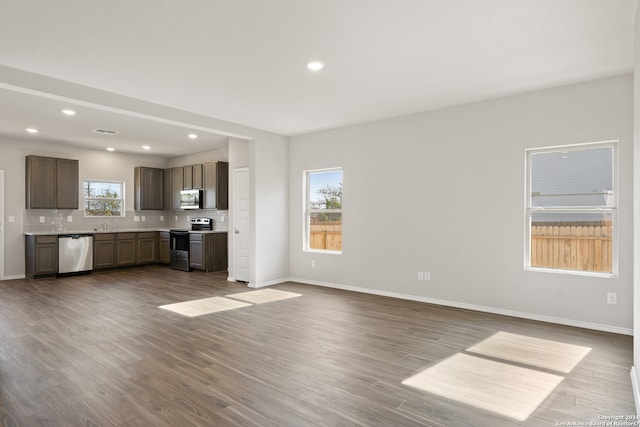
309;170;341;205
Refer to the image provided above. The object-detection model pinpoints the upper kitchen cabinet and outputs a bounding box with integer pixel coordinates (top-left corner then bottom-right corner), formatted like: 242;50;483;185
204;161;229;210
26;155;79;209
170;167;183;210
134;167;164;210
183;164;203;190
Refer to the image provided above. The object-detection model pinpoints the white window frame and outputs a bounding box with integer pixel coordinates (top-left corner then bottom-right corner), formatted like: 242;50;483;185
304;167;342;254
84;179;125;217
524;140;617;277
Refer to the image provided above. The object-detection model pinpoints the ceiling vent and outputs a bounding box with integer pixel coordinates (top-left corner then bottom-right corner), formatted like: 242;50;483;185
91;129;119;135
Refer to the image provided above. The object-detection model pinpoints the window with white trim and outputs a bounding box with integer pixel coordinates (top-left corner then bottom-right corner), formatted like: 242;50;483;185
84;180;124;217
305;168;342;253
525;141;616;276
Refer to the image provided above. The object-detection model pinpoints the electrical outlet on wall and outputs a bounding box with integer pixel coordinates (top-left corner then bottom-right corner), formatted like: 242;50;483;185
418;272;424;280
607;292;617;304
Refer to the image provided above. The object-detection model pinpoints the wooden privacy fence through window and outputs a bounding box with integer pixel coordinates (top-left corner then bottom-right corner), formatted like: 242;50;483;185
310;221;342;251
530;223;612;273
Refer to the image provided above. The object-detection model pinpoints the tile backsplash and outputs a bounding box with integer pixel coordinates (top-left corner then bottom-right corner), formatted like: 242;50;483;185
24;209;228;233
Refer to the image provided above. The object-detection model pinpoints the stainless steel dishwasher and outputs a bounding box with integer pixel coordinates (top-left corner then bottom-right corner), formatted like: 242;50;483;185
58;233;94;275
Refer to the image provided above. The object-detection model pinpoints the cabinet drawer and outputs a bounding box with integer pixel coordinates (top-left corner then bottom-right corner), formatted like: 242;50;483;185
94;233;115;241
117;232;136;240
137;232;157;239
189;233;203;242
36;235;57;244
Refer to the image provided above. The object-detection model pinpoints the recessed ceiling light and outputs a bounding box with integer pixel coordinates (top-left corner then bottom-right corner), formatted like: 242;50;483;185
26;128;38;133
61;109;76;116
188;133;198;139
142;145;151;150
307;61;325;71
106;147;115;152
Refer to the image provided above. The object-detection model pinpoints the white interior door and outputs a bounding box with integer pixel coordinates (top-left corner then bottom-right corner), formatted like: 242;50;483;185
233;168;250;282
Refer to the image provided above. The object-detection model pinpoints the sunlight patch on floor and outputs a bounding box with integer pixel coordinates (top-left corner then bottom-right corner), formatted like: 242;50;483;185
159;297;252;317
226;289;302;304
402;353;564;422
467;331;591;373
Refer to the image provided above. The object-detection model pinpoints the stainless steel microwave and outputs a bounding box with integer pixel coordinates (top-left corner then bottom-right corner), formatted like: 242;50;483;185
179;189;203;210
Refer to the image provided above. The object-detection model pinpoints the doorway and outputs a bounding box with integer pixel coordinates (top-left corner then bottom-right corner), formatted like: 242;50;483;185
233;168;250;283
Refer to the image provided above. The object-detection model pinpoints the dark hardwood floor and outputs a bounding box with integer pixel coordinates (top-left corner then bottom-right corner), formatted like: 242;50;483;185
0;266;634;426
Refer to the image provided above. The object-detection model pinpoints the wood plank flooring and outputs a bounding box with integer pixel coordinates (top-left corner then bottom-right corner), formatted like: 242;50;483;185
0;266;634;426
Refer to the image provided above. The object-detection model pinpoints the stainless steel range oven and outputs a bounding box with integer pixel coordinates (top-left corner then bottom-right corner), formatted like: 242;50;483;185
169;230;190;271
169;218;213;272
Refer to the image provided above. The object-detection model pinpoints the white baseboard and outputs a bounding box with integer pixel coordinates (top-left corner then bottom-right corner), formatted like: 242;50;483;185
631;367;640;415
248;277;289;289
2;274;25;281
288;277;633;336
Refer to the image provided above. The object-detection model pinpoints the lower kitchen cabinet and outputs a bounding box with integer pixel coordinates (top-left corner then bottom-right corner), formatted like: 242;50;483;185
189;233;204;269
158;231;170;264
137;232;157;265
93;233;116;269
25;235;58;278
189;232;227;272
116;233;137;266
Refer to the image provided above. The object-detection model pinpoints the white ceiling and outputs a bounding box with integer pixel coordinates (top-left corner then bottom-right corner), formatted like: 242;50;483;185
0;0;636;156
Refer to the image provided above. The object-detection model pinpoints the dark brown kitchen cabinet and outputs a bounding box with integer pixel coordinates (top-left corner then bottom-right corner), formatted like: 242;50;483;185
137;232;157;265
189;233;203;269
25;235;58;278
26;155;79;209
93;233;116;269
171;167;183;210
203;161;229;210
134;167;164;210
206;232;228;272
189;232;227;272
116;233;137;266
183;164;203;190
158;231;170;264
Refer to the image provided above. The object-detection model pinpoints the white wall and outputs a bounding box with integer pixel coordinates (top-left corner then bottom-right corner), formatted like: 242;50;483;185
632;3;640;412
250;135;290;286
289;74;633;333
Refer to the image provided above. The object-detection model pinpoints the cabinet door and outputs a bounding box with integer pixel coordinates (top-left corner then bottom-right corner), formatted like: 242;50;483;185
203;162;228;210
117;234;137;266
163;168;172;210
135;167;164;210
192;164;203;189
137;232;157;264
35;242;58;275
216;161;229;210
203;163;217;209
189;234;204;269
56;158;79;209
183;165;193;190
93;234;116;269
158;232;170;264
26;156;57;209
204;232;228;272
171;167;183;210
